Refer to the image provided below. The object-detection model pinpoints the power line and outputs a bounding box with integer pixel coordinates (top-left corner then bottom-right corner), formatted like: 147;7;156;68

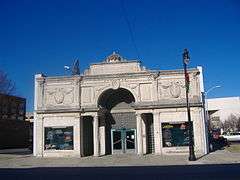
120;0;141;60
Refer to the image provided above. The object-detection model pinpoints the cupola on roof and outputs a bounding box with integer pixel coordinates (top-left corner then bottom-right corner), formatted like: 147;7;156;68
105;52;124;63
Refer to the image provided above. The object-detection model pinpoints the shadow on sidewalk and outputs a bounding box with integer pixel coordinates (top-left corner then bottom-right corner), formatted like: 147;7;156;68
0;163;240;180
0;148;32;155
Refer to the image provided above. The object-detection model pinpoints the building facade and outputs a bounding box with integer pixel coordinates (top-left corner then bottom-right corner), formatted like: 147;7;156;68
34;53;208;157
207;97;240;129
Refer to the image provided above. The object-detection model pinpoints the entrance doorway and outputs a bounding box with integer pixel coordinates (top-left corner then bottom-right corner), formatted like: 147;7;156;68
97;88;136;155
81;116;93;157
111;128;136;154
143;113;155;154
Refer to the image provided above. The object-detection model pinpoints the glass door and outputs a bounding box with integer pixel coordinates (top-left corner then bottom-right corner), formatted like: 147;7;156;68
125;129;136;153
111;129;136;154
112;130;122;149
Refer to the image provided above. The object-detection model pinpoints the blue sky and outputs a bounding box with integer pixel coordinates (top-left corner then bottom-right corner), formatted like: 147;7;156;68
0;0;240;111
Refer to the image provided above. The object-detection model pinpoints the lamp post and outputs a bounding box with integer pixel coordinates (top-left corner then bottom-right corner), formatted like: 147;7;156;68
183;49;196;161
205;85;221;129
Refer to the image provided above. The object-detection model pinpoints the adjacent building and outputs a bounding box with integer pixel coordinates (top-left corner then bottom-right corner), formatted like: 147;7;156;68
34;53;208;157
0;93;29;149
207;97;240;129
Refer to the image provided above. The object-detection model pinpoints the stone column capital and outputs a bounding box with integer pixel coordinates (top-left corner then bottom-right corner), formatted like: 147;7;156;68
153;111;160;116
135;112;142;117
75;115;81;119
93;114;99;118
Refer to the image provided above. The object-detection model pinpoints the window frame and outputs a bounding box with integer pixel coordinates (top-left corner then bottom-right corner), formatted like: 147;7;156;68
44;126;74;151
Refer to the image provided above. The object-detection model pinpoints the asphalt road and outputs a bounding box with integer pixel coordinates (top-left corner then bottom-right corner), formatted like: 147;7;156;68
0;164;240;180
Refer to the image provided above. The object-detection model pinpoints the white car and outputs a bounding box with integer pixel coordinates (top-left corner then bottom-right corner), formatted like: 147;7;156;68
222;132;240;142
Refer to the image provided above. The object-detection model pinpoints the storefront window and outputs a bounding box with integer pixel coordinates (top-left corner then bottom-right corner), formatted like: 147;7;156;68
44;126;73;150
162;122;189;147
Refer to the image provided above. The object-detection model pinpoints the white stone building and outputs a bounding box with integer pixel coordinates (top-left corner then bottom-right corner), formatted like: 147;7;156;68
207;97;240;129
34;53;208;157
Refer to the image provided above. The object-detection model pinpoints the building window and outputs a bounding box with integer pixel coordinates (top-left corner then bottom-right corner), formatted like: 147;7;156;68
44;126;73;150
162;122;189;147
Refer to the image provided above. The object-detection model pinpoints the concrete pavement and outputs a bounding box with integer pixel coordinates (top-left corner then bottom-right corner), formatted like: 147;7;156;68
0;149;240;168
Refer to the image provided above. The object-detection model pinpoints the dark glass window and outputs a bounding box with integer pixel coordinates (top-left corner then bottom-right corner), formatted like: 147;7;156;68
44;126;73;150
162;122;189;147
126;130;135;149
113;131;122;150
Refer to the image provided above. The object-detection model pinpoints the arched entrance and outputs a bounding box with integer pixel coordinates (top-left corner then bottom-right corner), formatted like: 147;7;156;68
98;88;136;154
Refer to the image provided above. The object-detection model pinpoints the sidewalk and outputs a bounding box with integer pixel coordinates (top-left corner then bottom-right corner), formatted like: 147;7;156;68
0;149;240;168
0;148;31;154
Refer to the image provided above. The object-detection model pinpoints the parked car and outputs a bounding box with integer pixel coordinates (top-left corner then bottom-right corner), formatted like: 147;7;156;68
222;132;240;142
209;130;228;152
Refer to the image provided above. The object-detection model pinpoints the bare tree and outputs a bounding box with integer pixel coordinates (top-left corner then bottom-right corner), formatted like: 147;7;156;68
236;117;240;131
0;69;15;95
222;114;240;132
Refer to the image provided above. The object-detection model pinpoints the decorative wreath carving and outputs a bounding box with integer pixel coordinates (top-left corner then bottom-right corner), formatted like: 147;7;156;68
47;88;73;104
169;82;182;98
159;81;185;98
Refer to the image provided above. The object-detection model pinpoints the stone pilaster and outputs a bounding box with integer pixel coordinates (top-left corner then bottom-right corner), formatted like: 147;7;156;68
136;113;143;155
99;115;106;156
93;114;99;157
142;116;147;154
153;111;161;154
74;114;81;157
34;114;44;157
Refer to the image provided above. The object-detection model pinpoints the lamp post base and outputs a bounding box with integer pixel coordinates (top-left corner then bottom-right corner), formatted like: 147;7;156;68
189;154;197;161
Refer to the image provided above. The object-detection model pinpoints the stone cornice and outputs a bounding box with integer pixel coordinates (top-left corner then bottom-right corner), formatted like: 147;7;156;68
91;59;141;66
159;68;199;75
80;68;199;81
82;71;156;80
36;100;203;113
35;68;199;81
35;108;81;114
133;102;203;110
41;75;82;82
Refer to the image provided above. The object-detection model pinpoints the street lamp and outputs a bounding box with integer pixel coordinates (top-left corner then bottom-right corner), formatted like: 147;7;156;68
182;49;196;161
205;85;221;129
206;85;221;95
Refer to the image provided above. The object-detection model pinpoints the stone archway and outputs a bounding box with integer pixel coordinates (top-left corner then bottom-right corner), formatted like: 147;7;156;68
98;88;135;110
98;88;136;154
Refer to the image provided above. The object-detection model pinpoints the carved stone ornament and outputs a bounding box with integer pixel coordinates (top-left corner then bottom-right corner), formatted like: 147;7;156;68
38;79;45;86
47;88;73;104
129;84;138;90
54;89;65;104
95;85;110;93
106;52;123;63
112;79;120;89
159;81;185;99
148;72;160;80
94;84;110;99
169;82;182;98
